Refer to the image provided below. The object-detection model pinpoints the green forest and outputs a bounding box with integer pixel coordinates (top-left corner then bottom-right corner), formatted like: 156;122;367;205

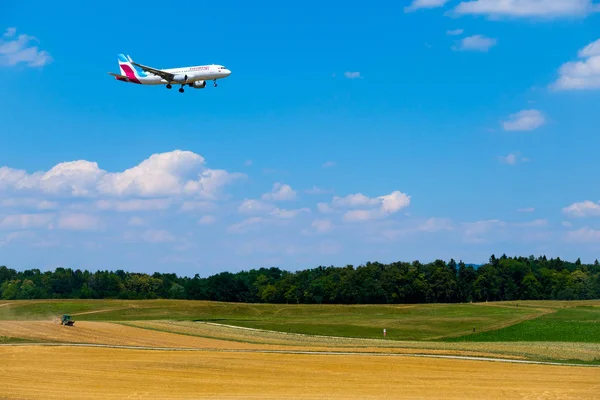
1;255;599;303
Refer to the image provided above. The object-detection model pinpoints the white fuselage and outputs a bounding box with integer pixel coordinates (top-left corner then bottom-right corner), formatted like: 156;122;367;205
139;64;231;85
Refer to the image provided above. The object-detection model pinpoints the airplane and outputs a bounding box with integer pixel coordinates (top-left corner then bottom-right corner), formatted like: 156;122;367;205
108;54;231;93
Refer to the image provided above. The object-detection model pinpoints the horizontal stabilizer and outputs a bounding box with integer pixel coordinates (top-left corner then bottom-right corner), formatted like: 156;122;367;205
108;72;132;82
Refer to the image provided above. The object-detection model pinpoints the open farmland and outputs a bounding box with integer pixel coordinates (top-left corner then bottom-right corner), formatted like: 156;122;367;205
0;299;598;399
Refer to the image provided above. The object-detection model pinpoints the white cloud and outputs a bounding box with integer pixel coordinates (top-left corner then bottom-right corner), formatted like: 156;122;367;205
518;207;535;213
579;39;600;58
227;217;263;234
4;28;16;38
0;213;54;230
142;229;176;243
198;215;216;225
270;208;310;219
502;109;545;131
96;199;172;212
565;227;600;243
238;199;275;214
344;72;362;79
405;0;450;12
552;38;600;90
447;28;464;35
322;161;336;168
562;200;600;217
244;160;253;167
452;34;497;52
330;191;411;222
0;198;58;210
332;193;379;208
0;28;52;67
179;201;214;213
379;191;411;213
0;150;244;200
452;0;599;19
311;219;333;233
343;209;382;222
499;152;529;165
317;202;333;214
261;183;296;201
57;213;100;231
562;221;573;228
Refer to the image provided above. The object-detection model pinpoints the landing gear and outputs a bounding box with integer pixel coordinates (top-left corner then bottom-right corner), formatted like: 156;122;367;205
166;84;172;89
213;79;218;87
179;87;184;93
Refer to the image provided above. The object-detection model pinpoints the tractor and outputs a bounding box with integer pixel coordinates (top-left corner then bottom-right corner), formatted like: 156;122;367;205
61;314;74;326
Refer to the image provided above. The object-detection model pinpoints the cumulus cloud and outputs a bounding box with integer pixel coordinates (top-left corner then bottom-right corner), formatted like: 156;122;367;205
452;34;497;52
502;110;545;131
0;28;52;67
261;183;296;201
0;150;244;200
330;191;411;222
562;200;600;217
452;0;599;19
552;38;600;90
405;0;450;12
332;193;379;208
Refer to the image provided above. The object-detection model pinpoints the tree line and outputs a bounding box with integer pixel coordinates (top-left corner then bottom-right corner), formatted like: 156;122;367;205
1;255;599;303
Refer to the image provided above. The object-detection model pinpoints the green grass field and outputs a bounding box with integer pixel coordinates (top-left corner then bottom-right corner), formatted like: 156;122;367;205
1;299;598;342
443;306;600;343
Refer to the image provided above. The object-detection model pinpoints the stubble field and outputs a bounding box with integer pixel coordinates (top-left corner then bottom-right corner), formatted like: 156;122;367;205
0;299;598;399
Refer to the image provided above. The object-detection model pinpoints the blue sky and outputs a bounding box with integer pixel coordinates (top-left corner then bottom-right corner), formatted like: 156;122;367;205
1;0;600;276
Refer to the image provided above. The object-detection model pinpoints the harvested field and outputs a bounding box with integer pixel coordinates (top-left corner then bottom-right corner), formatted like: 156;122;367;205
0;320;256;349
1;346;598;400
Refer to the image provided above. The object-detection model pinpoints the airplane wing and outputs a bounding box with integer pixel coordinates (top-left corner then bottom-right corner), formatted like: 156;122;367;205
130;61;175;81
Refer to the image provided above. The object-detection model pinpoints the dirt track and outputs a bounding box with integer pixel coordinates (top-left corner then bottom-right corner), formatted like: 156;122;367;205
1;346;598;400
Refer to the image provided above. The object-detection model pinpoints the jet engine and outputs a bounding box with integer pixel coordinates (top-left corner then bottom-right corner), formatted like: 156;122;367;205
191;80;206;89
172;74;188;83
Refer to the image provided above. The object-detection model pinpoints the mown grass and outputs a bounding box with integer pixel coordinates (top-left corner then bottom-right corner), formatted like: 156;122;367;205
0;299;545;341
2;299;598;341
0;336;36;344
444;306;600;343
